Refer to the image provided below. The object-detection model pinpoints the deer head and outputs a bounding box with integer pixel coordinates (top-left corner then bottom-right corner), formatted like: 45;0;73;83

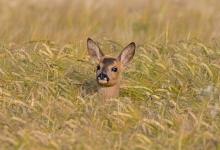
87;38;135;99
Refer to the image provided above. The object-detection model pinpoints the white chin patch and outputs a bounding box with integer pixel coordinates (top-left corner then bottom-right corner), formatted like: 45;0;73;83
98;80;108;84
97;77;108;84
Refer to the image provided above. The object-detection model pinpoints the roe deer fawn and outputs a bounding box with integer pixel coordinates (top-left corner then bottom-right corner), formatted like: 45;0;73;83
87;38;136;99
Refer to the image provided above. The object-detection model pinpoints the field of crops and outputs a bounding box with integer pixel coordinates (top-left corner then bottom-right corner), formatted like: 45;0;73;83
0;0;220;149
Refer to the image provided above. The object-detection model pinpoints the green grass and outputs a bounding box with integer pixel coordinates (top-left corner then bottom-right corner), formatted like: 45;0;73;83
0;0;220;150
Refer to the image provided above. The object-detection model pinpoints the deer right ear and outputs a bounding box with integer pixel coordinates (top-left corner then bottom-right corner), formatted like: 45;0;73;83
117;42;136;67
87;38;104;62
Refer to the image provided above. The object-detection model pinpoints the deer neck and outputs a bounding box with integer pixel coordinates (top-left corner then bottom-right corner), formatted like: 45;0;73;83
98;82;120;99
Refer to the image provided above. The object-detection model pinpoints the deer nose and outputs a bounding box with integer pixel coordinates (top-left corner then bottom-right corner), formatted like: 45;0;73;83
97;73;109;81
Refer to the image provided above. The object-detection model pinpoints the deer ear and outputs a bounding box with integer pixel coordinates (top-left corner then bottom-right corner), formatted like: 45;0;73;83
87;38;104;62
118;42;136;67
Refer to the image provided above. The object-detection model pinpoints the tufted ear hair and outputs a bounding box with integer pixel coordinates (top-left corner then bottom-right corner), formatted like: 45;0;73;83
87;38;104;62
117;42;136;67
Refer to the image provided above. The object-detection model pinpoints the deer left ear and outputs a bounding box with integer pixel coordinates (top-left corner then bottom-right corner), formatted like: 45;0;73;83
87;38;104;63
117;42;136;67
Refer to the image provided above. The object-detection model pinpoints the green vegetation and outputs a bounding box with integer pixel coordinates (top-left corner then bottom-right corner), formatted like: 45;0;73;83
0;0;220;149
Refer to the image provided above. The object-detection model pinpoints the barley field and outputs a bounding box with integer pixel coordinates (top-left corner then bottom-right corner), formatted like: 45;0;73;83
0;0;220;149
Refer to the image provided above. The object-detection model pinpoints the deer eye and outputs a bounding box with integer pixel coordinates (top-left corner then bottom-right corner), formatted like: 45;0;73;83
111;67;117;72
97;65;101;70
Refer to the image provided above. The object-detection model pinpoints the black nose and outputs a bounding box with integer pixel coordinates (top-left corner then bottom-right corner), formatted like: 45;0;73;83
97;73;109;81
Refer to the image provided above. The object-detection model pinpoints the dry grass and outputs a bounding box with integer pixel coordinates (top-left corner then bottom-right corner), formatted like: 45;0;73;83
0;0;220;149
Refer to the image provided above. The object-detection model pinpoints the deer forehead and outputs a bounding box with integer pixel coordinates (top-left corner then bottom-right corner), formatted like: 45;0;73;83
100;57;120;68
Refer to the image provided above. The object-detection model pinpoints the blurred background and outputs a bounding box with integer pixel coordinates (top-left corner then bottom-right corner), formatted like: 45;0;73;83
0;0;220;44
